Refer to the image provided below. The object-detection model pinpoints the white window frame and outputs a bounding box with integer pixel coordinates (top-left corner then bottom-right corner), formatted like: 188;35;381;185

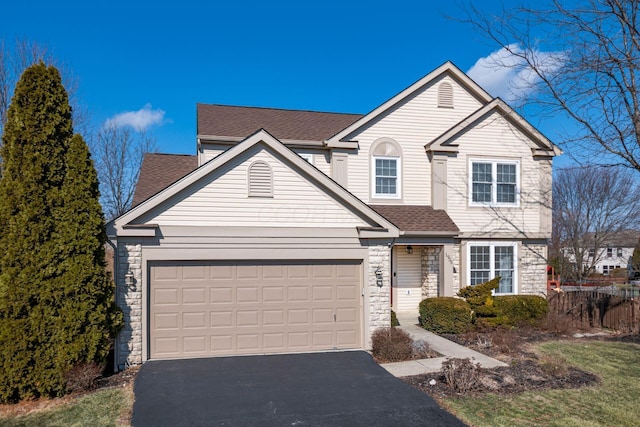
468;159;520;207
371;155;401;199
467;242;518;295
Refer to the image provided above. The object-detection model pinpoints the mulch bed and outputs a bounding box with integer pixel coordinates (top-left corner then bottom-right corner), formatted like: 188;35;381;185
401;326;631;399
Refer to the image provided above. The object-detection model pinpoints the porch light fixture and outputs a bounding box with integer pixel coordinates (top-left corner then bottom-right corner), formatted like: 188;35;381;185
406;245;413;255
125;270;136;289
375;267;384;287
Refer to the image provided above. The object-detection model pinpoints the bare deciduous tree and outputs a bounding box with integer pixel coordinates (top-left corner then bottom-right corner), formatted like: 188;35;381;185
0;38;90;141
461;0;640;172
551;165;640;281
92;124;157;220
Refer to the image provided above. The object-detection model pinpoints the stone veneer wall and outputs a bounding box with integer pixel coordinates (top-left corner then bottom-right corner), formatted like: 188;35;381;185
451;243;461;294
116;243;143;367
367;244;391;344
421;247;441;298
519;243;548;295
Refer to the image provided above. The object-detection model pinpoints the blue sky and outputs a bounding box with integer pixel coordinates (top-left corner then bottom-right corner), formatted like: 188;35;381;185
3;0;571;164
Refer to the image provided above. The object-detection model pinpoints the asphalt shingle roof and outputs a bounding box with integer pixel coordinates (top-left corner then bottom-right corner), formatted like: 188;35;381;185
131;153;198;207
197;104;362;141
369;205;459;234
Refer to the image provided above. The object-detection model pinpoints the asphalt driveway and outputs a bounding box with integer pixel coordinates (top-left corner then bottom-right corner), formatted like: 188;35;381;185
132;351;466;426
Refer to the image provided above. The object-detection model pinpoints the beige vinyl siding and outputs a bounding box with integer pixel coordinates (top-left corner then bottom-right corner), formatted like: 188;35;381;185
200;144;229;165
394;249;422;313
139;148;368;228
344;75;484;204
445;111;541;235
292;150;332;177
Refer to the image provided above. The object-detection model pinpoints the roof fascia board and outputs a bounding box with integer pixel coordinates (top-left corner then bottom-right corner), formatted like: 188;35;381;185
113;129;399;237
326;61;494;143
198;134;344;149
400;230;460;237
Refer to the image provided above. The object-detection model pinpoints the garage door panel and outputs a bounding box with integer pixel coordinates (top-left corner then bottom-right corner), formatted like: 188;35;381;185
209;265;234;280
210;311;233;327
262;287;285;302
237;265;258;280
154;288;179;305
182;288;206;304
288;287;310;302
182;265;207;280
288;309;309;325
183;336;207;353
336;330;358;346
154;313;179;330
183;312;206;329
237;287;259;303
237;334;259;350
313;286;333;301
150;261;362;359
210;287;233;303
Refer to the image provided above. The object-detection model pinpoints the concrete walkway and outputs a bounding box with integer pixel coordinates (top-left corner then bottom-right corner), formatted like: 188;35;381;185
381;313;508;377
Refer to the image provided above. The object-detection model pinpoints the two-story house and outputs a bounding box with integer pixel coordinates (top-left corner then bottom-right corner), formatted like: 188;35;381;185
562;230;640;277
107;62;560;368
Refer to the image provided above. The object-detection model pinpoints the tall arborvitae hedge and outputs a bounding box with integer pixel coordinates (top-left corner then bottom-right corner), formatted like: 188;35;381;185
0;63;122;403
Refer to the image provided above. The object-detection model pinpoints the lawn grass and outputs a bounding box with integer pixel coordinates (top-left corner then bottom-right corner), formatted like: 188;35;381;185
442;341;640;427
0;386;133;427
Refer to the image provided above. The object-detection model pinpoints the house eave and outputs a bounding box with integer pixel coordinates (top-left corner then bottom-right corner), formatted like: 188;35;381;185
199;134;332;149
400;230;460;237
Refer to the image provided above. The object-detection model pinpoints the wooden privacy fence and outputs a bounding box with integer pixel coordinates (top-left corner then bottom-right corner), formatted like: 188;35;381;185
547;291;640;333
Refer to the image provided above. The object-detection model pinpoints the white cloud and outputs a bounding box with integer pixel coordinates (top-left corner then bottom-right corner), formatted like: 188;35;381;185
104;103;165;131
467;45;564;104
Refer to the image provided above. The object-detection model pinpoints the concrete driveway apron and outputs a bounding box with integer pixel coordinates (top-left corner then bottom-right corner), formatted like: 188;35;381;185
132;351;466;426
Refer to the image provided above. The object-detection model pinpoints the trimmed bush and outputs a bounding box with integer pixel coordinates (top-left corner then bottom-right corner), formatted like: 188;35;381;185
458;277;500;318
419;297;472;334
371;327;413;362
493;295;549;326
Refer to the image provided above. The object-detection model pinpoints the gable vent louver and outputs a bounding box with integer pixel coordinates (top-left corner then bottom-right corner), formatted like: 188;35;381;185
438;82;454;108
248;160;273;197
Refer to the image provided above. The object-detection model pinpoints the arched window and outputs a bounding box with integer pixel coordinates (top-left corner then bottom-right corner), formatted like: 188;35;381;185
247;160;273;197
370;138;402;199
438;82;454;108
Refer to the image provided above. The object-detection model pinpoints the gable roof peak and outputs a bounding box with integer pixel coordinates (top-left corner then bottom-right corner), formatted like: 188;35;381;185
326;61;494;143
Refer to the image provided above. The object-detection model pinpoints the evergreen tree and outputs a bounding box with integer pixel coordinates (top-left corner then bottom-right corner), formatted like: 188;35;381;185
0;63;121;402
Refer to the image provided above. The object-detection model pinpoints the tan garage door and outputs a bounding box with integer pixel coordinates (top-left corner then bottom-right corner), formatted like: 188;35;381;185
149;260;363;359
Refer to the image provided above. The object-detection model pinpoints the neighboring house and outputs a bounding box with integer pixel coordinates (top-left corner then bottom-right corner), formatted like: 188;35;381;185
107;62;560;368
563;230;640;277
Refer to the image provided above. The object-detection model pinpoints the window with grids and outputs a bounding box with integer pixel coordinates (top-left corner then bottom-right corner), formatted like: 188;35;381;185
469;243;516;294
373;157;399;197
470;160;518;206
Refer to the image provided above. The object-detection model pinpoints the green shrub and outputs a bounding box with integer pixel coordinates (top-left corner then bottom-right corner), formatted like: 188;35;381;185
458;277;500;315
419;297;472;334
493;295;549;326
391;310;400;327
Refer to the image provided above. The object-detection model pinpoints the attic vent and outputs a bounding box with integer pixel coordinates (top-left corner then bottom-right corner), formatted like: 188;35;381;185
438;82;454;108
248;161;273;198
